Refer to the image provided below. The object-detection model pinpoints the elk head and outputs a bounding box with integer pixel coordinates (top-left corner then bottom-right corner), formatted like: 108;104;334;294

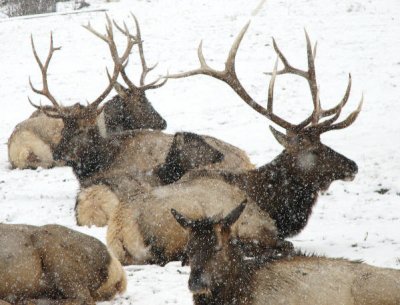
168;23;362;192
171;200;247;296
29;16;135;178
105;13;167;131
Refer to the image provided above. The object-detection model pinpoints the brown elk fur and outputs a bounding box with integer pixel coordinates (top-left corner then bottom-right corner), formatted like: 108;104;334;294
0;224;126;305
174;207;400;305
107;177;277;265
74;129;253;227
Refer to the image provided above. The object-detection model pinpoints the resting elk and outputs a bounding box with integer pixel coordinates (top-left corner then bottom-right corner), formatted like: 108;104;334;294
7;14;166;170
29;17;253;227
105;24;363;266
173;204;400;305
0;223;126;305
167;22;363;238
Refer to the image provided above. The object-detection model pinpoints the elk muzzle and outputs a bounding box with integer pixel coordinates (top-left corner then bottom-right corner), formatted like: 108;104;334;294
189;268;211;295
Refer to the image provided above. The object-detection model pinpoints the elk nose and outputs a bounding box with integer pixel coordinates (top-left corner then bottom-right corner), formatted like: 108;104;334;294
158;118;167;130
348;159;358;174
344;160;358;181
189;268;210;294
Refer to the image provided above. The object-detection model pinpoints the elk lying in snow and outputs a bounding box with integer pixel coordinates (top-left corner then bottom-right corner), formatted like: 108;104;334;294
27;19;253;228
173;204;400;305
8;14;166;170
0;223;126;305
107;190;280;265
167;23;363;238
73;128;249;227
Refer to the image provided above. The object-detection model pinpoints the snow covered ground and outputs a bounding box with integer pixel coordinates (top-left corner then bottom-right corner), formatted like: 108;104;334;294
0;0;399;304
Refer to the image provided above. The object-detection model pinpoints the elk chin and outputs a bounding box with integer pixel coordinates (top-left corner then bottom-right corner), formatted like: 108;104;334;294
342;172;357;182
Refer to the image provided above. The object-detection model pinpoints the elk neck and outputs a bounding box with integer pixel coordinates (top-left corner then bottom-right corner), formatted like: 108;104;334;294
71;126;126;183
221;151;320;238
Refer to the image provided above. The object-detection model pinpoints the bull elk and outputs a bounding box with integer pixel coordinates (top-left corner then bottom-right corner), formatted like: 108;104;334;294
28;17;253;227
167;22;363;238
172;204;400;305
105;24;363;266
0;223;126;305
7;14;166;170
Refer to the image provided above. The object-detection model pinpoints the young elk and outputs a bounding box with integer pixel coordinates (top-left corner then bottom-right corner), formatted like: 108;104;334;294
7;14;166;170
0;223;126;305
167;23;362;238
29;18;252;227
173;205;400;305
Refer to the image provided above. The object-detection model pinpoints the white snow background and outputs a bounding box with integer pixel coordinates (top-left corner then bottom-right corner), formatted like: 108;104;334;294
0;0;400;304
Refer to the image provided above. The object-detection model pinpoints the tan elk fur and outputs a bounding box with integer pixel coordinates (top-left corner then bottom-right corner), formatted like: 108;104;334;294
8;112;63;169
0;223;126;304
248;256;400;305
76;184;121;227
77;130;253;227
107;176;276;265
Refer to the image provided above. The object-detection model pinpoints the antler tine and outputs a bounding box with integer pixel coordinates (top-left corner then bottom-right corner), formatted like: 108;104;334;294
316;93;363;133
168;21;301;129
267;31;323;131
267;58;298;130
112;13;167;91
141;74;168;90
168;21;251;80
320;74;352;118
29;33;62;111
130;13;148;86
84;15;136;112
28;96;65;119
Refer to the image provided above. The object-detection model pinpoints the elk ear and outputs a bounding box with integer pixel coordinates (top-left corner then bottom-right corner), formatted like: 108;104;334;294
171;209;193;228
269;126;290;148
221;199;247;228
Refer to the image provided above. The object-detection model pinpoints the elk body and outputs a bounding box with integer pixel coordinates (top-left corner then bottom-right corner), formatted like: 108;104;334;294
106;180;279;265
71;128;253;227
7;15;166;170
166;23;362;238
173;205;400;305
0;223;126;305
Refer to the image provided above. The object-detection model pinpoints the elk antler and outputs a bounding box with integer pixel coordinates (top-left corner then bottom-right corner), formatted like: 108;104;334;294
268;31;363;134
167;23;363;135
28;32;65;117
29;15;136;120
82;14;136;114
167;22;298;131
112;13;168;93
